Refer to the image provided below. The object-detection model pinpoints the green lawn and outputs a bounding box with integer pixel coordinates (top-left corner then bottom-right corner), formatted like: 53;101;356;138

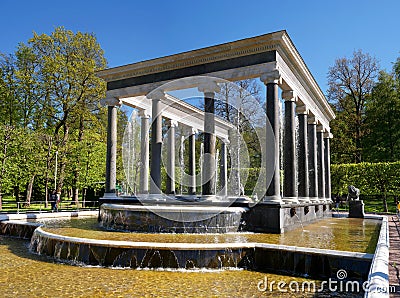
336;196;397;214
363;197;397;213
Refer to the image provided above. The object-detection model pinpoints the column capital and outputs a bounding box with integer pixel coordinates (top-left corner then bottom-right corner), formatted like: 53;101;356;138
260;69;281;85
324;132;333;139
138;109;150;118
296;105;308;115
100;97;122;107
221;137;230;144
189;127;198;135
307;116;317;124
198;81;220;94
281;90;297;102
316;124;325;133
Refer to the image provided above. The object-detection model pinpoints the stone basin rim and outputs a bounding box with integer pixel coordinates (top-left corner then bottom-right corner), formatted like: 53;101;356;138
100;203;249;213
33;226;374;259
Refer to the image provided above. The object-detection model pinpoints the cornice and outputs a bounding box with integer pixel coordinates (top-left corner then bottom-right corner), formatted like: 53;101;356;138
97;31;285;82
276;33;335;121
98;30;335;124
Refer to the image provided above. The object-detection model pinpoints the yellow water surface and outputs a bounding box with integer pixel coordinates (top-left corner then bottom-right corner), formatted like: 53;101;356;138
41;217;380;253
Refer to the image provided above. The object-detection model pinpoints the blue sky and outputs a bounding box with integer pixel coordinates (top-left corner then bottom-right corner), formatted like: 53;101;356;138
1;0;399;93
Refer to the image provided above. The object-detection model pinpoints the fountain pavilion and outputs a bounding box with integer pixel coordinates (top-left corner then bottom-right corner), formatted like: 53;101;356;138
96;30;335;233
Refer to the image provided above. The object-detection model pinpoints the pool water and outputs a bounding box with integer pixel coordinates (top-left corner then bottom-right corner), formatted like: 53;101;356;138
41;217;380;253
0;237;364;297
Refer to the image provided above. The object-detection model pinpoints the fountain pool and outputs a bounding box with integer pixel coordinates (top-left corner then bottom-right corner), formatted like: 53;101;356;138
0;213;388;297
40;217;379;253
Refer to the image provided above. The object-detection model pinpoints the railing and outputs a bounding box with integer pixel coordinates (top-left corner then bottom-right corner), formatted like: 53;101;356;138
0;200;99;214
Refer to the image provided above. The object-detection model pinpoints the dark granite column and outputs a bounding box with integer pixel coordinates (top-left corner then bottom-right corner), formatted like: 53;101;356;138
139;110;150;194
296;106;310;203
282;91;299;203
220;138;228;197
150;96;163;195
166;120;177;195
188;128;197;196
102;98;121;196
260;71;283;204
317;125;326;201
307;116;319;203
324;132;332;202
199;83;219;197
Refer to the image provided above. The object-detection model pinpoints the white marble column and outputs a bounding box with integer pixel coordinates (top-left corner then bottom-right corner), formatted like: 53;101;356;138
282;90;299;204
139;109;150;194
219;138;229;197
188;128;197;196
166;119;177;195
260;70;283;204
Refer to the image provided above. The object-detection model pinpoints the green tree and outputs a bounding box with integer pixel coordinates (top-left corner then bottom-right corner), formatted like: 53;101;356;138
329;100;358;164
327;50;379;163
364;70;400;161
0;126;34;208
0;27;108;208
0;54;21;126
24;27;107;197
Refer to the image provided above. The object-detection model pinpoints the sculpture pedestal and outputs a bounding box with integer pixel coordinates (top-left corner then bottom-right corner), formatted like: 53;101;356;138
348;200;365;218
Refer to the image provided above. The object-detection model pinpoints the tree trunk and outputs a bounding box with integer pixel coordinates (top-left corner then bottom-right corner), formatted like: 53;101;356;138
72;187;79;205
14;185;20;205
0;131;10;210
82;187;87;208
355;119;362;163
44;175;49;208
26;174;35;206
383;193;388;213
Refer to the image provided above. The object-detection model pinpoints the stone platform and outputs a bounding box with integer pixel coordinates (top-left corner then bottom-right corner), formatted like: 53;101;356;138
99;203;248;233
242;202;332;233
99;196;332;234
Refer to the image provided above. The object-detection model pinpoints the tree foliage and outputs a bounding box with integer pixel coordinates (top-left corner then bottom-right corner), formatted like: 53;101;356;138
331;162;400;212
327;50;379;163
364;70;400;161
0;27;108;208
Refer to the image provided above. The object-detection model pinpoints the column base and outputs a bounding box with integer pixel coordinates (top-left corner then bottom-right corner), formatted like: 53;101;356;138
147;194;167;201
319;197;328;203
262;195;285;205
298;197;311;203
102;192;118;199
201;195;218;202
282;197;300;204
309;197;320;203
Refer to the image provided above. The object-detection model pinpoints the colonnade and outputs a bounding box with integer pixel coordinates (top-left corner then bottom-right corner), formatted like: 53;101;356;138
261;70;332;204
103;71;332;204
